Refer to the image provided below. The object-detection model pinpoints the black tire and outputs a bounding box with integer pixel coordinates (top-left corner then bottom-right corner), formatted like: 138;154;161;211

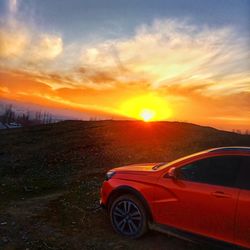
109;194;148;238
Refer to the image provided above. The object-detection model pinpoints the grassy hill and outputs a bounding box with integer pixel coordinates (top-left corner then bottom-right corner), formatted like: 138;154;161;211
0;120;249;249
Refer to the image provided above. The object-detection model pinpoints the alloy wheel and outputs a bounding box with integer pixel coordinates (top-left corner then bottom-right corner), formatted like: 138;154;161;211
112;199;142;236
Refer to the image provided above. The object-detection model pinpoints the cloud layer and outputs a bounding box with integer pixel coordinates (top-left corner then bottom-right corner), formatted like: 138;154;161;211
0;0;249;130
0;0;63;67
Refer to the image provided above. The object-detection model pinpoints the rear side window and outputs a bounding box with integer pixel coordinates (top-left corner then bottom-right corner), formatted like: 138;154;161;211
238;156;250;190
178;156;241;188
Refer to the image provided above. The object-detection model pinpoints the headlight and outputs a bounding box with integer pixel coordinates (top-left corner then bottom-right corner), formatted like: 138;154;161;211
105;171;116;181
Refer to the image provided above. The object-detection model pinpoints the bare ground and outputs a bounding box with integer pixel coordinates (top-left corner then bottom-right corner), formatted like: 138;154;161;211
0;181;212;250
1;120;249;249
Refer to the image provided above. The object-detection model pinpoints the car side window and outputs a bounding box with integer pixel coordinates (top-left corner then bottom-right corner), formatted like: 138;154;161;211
178;156;241;188
177;158;210;182
238;156;250;190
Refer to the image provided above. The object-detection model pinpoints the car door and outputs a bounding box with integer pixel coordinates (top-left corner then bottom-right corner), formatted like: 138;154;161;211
156;155;241;244
235;156;250;249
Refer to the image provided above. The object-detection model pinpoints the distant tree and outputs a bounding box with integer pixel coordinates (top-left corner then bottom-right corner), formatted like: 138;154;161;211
42;112;47;124
35;111;42;123
40;112;53;124
2;105;15;123
0;103;55;126
20;112;30;126
48;114;52;123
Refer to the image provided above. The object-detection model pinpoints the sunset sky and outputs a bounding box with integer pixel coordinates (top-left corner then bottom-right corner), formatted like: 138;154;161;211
0;0;249;130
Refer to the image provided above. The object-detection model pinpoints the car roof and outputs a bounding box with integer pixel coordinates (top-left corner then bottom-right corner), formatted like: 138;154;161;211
208;146;250;153
159;147;250;171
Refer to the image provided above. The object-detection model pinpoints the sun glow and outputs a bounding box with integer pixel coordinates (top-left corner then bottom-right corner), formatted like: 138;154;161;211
120;94;172;122
140;109;155;122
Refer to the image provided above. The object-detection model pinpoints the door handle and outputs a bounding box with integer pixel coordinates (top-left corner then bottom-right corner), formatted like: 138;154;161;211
212;191;232;198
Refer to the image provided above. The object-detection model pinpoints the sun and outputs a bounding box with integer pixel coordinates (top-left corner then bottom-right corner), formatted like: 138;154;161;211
119;94;172;122
140;109;155;122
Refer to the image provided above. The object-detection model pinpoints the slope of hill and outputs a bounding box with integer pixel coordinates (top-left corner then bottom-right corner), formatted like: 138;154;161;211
0;120;249;249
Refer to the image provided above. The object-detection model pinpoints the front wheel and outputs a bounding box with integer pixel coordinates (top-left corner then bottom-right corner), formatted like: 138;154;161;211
109;194;148;238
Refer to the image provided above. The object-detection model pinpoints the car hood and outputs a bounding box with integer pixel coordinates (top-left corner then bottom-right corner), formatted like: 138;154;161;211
111;162;165;172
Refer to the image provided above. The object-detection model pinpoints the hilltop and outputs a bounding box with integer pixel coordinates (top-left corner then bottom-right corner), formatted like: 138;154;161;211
0;120;249;249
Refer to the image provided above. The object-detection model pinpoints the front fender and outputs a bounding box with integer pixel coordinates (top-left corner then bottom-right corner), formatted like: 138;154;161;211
101;178;156;221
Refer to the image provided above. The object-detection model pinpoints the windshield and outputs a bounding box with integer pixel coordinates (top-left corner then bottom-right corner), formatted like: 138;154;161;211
155;150;211;170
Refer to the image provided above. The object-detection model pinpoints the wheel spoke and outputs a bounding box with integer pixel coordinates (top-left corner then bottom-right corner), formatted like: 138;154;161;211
114;211;123;217
130;211;140;217
129;220;137;232
127;201;132;213
117;219;126;229
128;221;134;233
122;201;127;213
124;201;128;213
123;201;131;213
131;216;141;220
120;220;126;231
115;207;125;216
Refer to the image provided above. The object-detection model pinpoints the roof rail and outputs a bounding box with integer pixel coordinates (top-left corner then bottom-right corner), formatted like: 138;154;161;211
209;147;250;152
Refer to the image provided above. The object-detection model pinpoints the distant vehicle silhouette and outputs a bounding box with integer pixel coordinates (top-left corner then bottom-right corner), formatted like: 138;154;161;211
6;122;22;128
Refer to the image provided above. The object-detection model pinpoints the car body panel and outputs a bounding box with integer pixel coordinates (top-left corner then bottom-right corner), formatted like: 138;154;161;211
100;173;159;219
236;189;250;248
235;156;250;249
110;162;163;173
155;177;240;244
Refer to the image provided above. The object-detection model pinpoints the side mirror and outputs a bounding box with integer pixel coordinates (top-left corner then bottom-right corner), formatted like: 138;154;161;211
167;167;177;179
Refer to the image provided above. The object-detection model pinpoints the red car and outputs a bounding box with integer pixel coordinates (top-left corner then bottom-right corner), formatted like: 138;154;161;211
100;147;250;249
